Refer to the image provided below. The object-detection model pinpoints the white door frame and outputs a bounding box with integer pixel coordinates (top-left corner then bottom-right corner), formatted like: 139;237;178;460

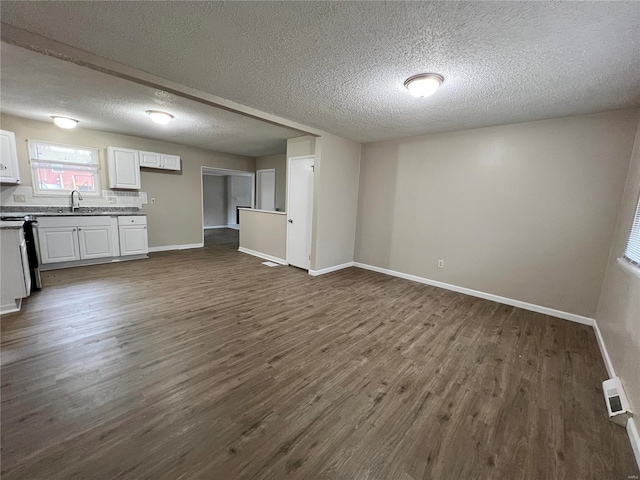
200;166;255;246
256;168;276;210
286;155;314;268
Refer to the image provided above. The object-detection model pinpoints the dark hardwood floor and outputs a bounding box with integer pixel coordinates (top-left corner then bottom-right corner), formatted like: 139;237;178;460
204;227;239;247
1;238;637;479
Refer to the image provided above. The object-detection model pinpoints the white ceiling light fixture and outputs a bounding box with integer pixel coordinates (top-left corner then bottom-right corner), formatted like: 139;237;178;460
404;73;444;98
51;116;79;129
146;110;174;125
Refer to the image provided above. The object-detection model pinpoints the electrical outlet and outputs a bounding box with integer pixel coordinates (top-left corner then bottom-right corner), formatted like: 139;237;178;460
107;197;117;204
12;194;26;203
437;259;444;269
151;198;156;204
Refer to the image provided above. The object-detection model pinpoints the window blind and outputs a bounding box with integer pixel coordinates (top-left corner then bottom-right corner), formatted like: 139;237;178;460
623;195;640;267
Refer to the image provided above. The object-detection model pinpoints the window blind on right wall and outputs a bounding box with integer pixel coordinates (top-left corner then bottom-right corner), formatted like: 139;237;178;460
624;194;640;266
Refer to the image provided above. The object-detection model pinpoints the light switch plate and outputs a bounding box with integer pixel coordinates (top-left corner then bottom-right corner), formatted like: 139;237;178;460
107;197;117;204
12;194;26;202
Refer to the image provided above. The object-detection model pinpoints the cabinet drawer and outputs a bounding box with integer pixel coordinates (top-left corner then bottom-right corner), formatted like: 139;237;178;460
118;216;147;226
37;216;117;228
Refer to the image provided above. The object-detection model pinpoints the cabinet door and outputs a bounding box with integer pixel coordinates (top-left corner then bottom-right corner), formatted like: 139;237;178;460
160;154;181;171
119;225;148;256
0;130;20;184
139;150;161;168
78;226;114;259
38;227;80;264
107;147;141;189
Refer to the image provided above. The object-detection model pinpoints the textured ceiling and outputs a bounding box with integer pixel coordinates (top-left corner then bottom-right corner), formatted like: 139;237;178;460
0;43;300;157
2;2;640;143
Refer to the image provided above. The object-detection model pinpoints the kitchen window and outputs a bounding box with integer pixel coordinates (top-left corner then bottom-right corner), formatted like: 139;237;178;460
622;191;640;270
28;140;101;195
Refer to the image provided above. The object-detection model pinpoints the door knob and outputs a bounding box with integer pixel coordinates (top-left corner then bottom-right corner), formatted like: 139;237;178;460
288;219;293;223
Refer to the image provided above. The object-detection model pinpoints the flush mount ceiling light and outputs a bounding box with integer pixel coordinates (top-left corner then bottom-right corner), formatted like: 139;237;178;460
51;116;79;129
404;73;444;98
146;110;174;125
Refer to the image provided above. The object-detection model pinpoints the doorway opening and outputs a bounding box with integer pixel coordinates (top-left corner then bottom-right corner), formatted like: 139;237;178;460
201;167;255;248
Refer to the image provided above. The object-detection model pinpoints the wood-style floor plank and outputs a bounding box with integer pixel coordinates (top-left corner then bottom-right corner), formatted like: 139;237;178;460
1;229;637;479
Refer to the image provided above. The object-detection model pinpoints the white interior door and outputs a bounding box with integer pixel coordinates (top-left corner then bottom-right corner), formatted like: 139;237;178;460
257;169;276;211
286;157;314;269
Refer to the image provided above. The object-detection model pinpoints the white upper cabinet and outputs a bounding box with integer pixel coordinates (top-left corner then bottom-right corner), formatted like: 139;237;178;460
0;129;21;184
160;154;181;171
139;150;180;171
109;147;180;181
107;146;141;189
139;150;162;169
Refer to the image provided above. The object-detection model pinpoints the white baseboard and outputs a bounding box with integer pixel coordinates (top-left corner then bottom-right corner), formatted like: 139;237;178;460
592;319;616;378
0;298;22;315
40;254;148;271
203;225;229;230
594;321;639;471
352;262;594;326
148;242;204;253
627;419;640;472
309;262;354;276
179;243;204;250
228;224;240;231
238;247;287;265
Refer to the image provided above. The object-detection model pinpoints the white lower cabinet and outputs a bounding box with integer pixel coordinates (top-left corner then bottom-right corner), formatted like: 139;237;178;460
118;216;148;256
37;216;146;267
39;226;80;263
78;226;114;260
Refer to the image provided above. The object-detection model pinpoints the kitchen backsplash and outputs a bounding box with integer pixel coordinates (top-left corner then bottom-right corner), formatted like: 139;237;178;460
0;185;147;208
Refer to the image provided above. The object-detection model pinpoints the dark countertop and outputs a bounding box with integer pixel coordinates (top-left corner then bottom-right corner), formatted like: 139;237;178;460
31;212;146;217
1;207;145;217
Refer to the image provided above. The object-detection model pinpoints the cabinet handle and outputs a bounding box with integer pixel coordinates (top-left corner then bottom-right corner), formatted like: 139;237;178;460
73;228;76;232
78;228;82;231
144;226;146;229
131;219;134;223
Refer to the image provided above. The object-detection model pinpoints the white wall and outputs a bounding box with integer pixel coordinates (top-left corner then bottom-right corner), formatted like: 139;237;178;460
256;154;286;211
311;133;361;271
202;175;228;227
239;209;287;262
287;136;316;159
355;109;640;318
596;119;640;435
227;175;253;226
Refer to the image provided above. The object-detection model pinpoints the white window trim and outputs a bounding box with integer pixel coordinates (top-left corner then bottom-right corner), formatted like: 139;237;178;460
618;257;640;280
27;139;102;197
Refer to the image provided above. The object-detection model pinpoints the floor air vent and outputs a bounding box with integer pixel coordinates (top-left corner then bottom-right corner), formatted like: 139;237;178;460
603;377;632;426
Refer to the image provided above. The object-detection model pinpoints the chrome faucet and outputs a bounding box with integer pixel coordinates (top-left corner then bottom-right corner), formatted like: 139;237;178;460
70;190;83;212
